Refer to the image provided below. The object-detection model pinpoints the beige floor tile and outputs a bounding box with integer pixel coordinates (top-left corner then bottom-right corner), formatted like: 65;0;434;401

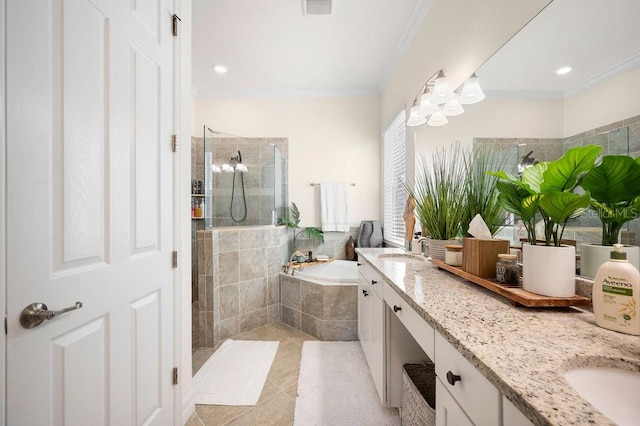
192;323;313;426
266;344;302;390
185;412;206;426
224;391;295;426
269;322;316;343
232;323;291;342
283;382;298;399
196;403;251;426
193;347;215;375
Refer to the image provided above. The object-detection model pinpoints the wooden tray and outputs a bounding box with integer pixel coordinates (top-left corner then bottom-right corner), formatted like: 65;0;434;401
290;258;333;269
430;259;591;308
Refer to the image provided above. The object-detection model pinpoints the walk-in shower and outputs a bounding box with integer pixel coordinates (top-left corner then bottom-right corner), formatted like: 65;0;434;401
203;126;288;228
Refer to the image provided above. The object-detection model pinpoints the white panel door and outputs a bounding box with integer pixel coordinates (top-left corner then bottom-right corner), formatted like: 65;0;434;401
5;0;175;424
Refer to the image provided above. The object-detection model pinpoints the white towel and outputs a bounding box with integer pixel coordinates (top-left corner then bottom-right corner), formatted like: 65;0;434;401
320;183;349;232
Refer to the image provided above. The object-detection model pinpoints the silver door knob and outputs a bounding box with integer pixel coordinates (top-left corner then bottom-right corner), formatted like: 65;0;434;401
20;301;83;329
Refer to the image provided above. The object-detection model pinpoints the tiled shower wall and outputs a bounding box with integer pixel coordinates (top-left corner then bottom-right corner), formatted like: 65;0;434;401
475;114;640;247
206;137;289;227
197;226;289;347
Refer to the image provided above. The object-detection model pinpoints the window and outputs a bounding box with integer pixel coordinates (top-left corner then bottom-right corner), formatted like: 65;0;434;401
383;110;407;247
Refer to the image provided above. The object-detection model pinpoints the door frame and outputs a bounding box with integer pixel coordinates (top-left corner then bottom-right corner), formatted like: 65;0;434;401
1;0;7;422
173;0;196;423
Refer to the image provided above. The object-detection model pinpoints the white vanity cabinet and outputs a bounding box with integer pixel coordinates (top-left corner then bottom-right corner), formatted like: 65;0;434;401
503;396;533;426
357;261;385;404
435;332;500;426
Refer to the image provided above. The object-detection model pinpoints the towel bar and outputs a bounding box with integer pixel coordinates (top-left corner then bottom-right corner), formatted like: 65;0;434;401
310;182;356;186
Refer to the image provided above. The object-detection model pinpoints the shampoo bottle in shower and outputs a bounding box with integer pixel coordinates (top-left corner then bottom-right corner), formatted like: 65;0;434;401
593;244;640;335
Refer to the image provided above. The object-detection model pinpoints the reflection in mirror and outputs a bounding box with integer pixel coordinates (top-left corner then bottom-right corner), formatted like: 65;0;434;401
416;0;640;266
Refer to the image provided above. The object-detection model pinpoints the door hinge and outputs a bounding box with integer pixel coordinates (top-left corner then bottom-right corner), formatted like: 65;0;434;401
172;367;178;385
172;251;178;268
4;314;7;335
171;134;178;152
172;14;181;37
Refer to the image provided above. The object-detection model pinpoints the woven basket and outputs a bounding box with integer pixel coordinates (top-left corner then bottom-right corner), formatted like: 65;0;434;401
401;363;436;426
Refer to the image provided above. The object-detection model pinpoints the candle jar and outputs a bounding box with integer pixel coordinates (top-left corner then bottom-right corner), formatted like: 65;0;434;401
496;254;520;285
444;244;463;266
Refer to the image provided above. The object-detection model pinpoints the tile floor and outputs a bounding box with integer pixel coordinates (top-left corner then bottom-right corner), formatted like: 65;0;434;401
187;322;318;426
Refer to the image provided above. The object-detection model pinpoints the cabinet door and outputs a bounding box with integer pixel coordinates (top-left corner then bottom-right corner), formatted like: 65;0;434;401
436;378;474;426
357;274;370;353
369;289;385;404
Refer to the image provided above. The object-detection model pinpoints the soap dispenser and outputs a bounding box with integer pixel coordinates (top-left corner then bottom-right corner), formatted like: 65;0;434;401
592;244;640;335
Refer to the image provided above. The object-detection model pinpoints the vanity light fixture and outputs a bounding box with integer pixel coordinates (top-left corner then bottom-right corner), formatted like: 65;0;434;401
443;97;464;116
427;109;448;127
407;98;427;127
431;71;454;104
555;66;572;75
459;73;485;104
406;69;486;128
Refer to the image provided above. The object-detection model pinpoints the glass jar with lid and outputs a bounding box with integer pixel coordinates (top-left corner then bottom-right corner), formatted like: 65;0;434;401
496;253;520;285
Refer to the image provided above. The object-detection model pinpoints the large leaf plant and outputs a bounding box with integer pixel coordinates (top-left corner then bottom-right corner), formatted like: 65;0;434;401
278;202;324;251
580;155;640;245
489;145;601;246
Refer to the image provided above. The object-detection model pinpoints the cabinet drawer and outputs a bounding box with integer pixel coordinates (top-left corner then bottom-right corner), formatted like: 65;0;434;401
358;261;382;298
383;281;434;360
435;332;500;425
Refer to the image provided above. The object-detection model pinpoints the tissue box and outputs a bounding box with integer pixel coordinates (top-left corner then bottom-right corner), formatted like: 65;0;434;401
462;237;511;278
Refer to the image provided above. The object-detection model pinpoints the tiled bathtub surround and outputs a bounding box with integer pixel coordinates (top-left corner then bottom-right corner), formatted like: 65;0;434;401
197;225;290;347
294;227;360;260
279;274;357;341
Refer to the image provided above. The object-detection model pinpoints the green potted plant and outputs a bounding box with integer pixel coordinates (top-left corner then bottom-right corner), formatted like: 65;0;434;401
579;155;640;278
460;145;511;277
489;145;601;296
405;143;467;261
278;202;324;259
461;144;510;237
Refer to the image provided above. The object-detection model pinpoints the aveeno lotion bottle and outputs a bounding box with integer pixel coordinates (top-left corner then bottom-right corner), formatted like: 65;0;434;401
593;244;640;335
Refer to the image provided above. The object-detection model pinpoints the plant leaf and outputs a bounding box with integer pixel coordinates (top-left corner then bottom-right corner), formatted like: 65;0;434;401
581;155;640;204
521;162;548;193
304;227;325;244
538;192;591;224
290;202;301;224
540;145;601;193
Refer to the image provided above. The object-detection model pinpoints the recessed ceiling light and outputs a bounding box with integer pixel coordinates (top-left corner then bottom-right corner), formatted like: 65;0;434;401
556;66;572;75
212;65;228;74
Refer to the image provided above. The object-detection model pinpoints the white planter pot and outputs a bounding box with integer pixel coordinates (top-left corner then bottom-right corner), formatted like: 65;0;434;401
580;244;640;279
522;243;576;297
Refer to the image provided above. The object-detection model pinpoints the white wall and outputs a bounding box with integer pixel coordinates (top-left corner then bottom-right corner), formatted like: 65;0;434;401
564;66;640;137
195;96;381;227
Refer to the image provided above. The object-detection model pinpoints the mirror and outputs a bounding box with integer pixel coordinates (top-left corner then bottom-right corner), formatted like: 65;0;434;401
415;0;640;257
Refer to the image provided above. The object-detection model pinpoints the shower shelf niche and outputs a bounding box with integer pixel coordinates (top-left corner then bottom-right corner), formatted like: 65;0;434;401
192;193;204;219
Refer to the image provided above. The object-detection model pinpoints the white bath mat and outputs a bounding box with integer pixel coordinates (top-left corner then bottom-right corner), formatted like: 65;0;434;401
193;339;279;406
294;341;400;426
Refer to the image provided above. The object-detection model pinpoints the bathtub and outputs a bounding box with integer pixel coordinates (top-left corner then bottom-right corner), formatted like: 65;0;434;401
280;259;358;341
294;260;358;284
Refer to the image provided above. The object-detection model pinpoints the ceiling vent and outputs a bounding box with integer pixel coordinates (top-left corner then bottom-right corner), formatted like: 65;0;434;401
302;0;332;15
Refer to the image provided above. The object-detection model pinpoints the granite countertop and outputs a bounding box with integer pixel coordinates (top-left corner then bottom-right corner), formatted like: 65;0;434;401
356;247;640;426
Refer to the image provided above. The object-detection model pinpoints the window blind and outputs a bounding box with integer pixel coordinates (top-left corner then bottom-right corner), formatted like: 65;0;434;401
383;110;407;247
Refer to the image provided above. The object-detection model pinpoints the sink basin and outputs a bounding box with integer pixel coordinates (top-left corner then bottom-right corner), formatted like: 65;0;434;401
377;253;426;263
563;364;640;426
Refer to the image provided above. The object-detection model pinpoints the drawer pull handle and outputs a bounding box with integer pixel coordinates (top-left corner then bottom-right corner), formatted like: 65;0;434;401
371;280;377;285
446;371;461;386
393;305;402;313
357;263;362;266
362;289;369;297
